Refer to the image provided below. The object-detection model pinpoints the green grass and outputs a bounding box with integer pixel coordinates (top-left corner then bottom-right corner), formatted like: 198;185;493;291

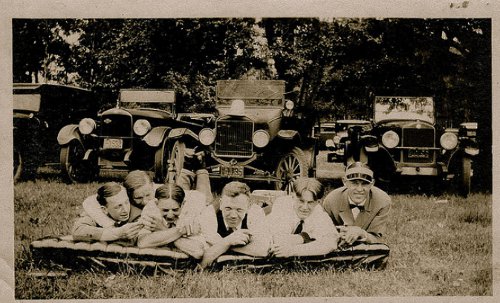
14;179;492;298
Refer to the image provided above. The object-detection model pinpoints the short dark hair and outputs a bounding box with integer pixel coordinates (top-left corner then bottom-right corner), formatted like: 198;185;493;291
221;181;250;198
293;177;324;200
155;184;186;205
96;182;123;206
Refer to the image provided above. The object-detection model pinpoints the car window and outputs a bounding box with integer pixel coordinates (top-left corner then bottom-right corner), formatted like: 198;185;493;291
374;96;434;124
13;94;41;112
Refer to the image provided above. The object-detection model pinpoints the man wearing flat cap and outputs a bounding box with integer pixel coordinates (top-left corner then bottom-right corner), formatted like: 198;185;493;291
322;162;391;246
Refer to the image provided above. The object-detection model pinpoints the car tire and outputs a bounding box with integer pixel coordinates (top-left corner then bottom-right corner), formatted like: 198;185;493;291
154;139;170;183
275;147;309;194
60;140;94;183
461;157;472;197
13;149;22;183
165;140;185;184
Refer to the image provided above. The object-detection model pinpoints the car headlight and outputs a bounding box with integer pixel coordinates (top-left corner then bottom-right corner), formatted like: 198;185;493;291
440;132;458;150
199;128;215;145
285;100;294;110
325;139;335;148
333;135;341;145
381;130;399;148
252;130;270;148
78;118;96;135
133;119;151;136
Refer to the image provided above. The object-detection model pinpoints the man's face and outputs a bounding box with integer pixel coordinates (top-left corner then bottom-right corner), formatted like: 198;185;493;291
293;190;318;220
220;194;250;229
104;189;131;222
157;198;181;226
344;179;373;205
131;183;155;207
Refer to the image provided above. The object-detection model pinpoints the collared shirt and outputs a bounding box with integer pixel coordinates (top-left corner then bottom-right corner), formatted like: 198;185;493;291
266;195;338;240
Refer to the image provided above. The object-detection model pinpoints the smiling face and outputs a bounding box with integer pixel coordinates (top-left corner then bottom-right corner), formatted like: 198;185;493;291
157;198;182;226
103;189;131;222
293;190;318;220
131;183;155;207
344;178;373;205
220;194;250;229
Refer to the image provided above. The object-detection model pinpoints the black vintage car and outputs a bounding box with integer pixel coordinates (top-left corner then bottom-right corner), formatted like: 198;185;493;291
194;80;318;193
57;89;210;183
324;119;372;163
13;83;99;182
346;96;478;196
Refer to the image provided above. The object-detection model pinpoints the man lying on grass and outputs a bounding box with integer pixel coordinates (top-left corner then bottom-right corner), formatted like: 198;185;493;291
323;162;391;246
266;177;339;257
199;181;270;268
72;182;143;245
135;183;212;259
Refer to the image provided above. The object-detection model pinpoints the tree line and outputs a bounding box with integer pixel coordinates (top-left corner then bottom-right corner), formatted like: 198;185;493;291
12;18;492;191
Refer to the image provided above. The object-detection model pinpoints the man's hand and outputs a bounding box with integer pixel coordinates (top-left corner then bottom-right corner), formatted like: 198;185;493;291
139;213;169;232
339;225;366;246
176;215;201;236
223;229;252;246
269;243;296;257
117;222;144;240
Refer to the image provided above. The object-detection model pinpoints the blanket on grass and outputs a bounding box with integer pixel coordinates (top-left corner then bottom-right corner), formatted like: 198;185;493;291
31;236;389;272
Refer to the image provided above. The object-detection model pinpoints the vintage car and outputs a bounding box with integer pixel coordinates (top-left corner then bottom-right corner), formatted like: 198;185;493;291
312;122;336;150
57;89;209;183
13;83;99;182
194;80;318;193
345;96;478;196
324;119;372;163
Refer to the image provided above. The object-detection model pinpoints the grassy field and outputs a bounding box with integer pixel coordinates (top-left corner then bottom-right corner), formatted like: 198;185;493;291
13;177;492;299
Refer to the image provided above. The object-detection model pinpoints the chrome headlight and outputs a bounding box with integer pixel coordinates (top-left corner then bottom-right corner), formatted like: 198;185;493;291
78;118;96;135
199;128;215;146
381;130;399;149
333;135;341;145
133;119;151;136
252;130;270;148
440;132;458;150
285;100;294;110
325;139;335;148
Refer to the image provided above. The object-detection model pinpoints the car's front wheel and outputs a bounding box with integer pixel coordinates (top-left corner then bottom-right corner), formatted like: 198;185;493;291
166;140;185;184
460;157;472;197
154;139;170;183
60;140;95;183
275;147;309;194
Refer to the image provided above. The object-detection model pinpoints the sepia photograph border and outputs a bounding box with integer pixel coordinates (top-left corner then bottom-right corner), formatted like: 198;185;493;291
1;0;499;302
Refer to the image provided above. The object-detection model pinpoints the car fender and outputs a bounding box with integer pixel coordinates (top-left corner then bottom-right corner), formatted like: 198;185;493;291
57;125;81;145
277;129;300;140
144;126;172;147
167;127;199;141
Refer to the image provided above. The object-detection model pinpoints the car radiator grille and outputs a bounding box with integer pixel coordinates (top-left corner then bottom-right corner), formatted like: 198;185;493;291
215;119;253;157
100;115;133;137
402;127;435;163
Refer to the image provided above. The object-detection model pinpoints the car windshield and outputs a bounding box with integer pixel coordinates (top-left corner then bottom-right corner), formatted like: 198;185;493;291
216;80;285;107
119;90;175;113
13;94;41;112
374;96;434;124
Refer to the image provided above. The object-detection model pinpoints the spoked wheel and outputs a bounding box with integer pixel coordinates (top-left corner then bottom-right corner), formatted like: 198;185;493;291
275;147;309;194
154;139;170;183
13;149;22;183
460;157;472;197
166;141;185;184
60;140;94;183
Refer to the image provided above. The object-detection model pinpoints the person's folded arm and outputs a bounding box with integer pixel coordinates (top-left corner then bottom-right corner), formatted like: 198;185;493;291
230;230;271;257
174;237;205;259
291;232;338;256
137;227;184;248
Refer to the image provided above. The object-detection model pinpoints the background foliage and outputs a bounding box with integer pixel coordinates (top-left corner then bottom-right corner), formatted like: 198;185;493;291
12;18;492;190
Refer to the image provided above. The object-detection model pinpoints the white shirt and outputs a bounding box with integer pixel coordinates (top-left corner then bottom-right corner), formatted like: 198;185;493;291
266;195;338;240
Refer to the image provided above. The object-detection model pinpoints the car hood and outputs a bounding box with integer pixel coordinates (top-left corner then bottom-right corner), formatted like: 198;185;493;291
376;119;434;128
217;106;282;124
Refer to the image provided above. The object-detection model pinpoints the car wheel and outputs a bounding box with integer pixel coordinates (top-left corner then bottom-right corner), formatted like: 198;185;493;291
60;140;93;183
460;157;472;197
13;149;22;183
154;139;170;183
165;141;185;184
275;147;309;194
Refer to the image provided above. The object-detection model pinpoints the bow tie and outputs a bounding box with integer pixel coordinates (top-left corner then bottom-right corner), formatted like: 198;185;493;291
350;204;364;211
